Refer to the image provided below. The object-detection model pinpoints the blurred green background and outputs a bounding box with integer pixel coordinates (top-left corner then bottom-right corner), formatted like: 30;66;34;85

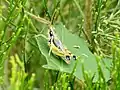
0;0;120;90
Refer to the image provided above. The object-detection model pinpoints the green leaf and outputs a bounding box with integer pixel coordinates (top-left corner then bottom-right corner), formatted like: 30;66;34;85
35;23;111;81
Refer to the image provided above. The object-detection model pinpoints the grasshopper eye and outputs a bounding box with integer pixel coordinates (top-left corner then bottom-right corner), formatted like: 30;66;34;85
73;55;76;60
66;55;70;60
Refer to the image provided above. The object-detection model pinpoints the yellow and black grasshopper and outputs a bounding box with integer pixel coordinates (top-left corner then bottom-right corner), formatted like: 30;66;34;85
48;26;76;64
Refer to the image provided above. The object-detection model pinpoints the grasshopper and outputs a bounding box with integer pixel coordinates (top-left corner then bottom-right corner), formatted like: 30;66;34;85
48;26;76;64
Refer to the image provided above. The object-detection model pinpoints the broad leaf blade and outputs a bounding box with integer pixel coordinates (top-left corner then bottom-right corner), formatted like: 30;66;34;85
35;23;111;81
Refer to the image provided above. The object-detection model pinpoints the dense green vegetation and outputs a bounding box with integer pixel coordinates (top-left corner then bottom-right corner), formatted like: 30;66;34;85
0;0;120;90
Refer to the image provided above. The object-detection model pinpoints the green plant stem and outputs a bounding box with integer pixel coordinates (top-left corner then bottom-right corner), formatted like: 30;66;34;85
94;0;102;32
73;0;84;18
43;0;51;20
84;0;92;43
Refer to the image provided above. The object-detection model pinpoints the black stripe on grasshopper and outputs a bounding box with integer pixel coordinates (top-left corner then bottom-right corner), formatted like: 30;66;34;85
48;28;54;44
49;30;54;37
